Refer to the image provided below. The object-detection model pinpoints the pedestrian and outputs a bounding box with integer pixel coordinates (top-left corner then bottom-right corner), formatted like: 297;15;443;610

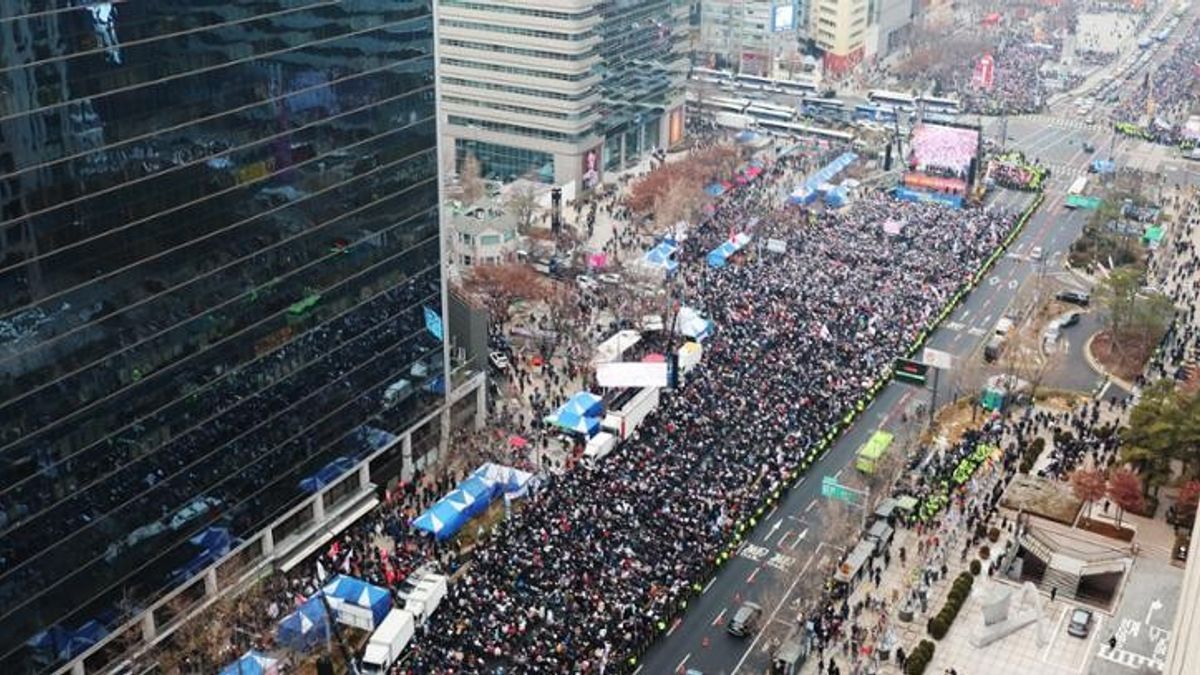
1050;587;1057;603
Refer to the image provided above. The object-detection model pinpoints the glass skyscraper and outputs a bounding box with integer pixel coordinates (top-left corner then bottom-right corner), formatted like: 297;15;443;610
0;2;444;671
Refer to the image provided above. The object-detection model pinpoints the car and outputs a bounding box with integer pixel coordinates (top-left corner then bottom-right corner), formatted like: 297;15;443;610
1029;246;1043;260
597;273;622;285
1059;312;1082;329
488;351;509;370
1083;142;1096;153
1056;290;1091;307
1067;608;1094;637
727;601;763;637
575;274;599;291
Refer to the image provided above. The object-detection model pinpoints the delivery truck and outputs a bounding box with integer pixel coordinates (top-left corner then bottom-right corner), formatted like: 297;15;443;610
360;609;415;674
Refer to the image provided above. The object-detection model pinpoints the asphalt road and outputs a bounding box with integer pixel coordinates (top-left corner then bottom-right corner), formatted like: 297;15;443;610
638;173;1114;673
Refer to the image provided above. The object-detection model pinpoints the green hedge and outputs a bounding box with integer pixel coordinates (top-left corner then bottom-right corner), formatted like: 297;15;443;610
905;639;937;675
927;573;975;640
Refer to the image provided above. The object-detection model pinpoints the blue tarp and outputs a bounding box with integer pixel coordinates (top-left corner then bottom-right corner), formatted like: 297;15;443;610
826;186;849;208
413;462;545;540
220;650;278;675
299;456;356;493
705;183;726;197
276;597;330;652
322;575;392;627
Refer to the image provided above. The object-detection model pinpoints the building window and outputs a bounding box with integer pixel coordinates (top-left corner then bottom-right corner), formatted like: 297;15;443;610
455;138;555;183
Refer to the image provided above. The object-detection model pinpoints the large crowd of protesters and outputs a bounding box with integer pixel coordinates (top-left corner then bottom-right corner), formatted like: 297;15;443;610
383;156;1017;671
1112;17;1200;146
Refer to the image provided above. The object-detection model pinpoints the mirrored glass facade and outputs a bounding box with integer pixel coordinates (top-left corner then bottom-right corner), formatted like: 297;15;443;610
0;2;443;670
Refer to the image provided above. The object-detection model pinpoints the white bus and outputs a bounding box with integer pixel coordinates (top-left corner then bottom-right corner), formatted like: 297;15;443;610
777;77;819;96
747;101;796;122
701;96;752;114
691;66;732;84
736;73;782;92
918;95;961;114
868;89;917;109
757;119;855;143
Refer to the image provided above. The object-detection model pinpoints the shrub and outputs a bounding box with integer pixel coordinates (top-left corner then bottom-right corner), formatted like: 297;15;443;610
979;545;991;560
905;640;936;675
927;615;949;639
970;559;982;576
988;526;1001;542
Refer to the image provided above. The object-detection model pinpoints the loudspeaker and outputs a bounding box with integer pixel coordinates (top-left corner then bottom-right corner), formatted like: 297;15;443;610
550;187;562;233
967;157;978;187
884;142;893;172
316;656;334;675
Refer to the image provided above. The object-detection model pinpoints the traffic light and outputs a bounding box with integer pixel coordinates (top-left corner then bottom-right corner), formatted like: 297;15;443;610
894;358;929;386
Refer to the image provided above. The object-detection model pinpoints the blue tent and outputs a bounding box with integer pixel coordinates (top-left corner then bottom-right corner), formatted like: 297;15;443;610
563;391;603;418
412;497;471;541
299;457;356;493
322;575;392;627
276;597;329;652
550;409;602;435
220;650;278;675
458;474;499;504
643;241;679;275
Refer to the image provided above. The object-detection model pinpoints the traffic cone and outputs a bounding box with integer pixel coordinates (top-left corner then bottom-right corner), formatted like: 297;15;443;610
702;636;710;649
734;592;742;604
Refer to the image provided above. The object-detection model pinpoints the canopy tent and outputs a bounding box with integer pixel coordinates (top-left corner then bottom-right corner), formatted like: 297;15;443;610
220;651;279;675
322;575;393;627
411;499;470;541
558;391;603;418
473;462;540;501
675;306;715;341
457;474;500;504
677;341;703;373
299;456;356;493
707;232;752;268
642;240;680;276
548;408;602;436
276;597;329;652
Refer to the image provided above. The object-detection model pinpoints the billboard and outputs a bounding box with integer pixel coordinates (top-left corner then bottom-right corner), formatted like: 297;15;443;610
596;362;670;389
772;1;797;32
582;146;601;190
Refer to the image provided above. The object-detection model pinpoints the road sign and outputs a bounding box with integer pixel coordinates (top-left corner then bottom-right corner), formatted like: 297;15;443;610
894;358;929;385
821;475;858;504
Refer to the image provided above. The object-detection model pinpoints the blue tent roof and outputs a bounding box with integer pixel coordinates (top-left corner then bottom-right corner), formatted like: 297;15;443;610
458;475;498;503
220;651;278;675
276;597;329;652
322;575;392;626
561;391;603;418
413;497;472;541
643;241;679;273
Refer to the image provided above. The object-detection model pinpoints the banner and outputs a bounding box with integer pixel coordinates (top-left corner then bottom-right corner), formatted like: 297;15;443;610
972;53;995;90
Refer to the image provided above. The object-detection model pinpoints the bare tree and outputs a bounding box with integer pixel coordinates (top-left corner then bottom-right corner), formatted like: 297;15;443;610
506;182;541;235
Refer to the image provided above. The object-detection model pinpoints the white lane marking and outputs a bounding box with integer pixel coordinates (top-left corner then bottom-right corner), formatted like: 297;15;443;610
703;577;716;594
676;653;691;672
732;548;820;674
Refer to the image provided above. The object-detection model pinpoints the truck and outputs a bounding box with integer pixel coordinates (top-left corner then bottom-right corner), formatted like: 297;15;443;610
984;316;1014;362
855;430;894;473
402;573;448;625
770;627;811;675
583;431;618;466
360;609;415;674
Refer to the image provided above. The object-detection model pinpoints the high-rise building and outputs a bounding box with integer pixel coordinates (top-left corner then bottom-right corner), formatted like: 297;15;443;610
438;0;687;190
0;3;471;672
697;0;803;77
810;0;868;74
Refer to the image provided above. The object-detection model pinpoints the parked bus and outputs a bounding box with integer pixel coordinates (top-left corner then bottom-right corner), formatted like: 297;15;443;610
701;96;752;114
736;73;782;92
853;103;898;123
856;430;895;473
777;77;819;96
918;95;961;114
747;101;796;122
691;66;732;84
867;89;916;109
757;119;855;143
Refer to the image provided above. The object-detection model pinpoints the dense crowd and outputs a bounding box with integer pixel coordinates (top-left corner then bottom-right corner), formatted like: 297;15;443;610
1113;16;1200;145
387;160;1018;672
1147;189;1200;381
960;41;1066;116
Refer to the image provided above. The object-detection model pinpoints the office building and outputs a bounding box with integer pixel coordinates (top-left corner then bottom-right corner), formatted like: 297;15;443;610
438;0;687;190
810;0;868;74
698;0;803;77
0;3;480;672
